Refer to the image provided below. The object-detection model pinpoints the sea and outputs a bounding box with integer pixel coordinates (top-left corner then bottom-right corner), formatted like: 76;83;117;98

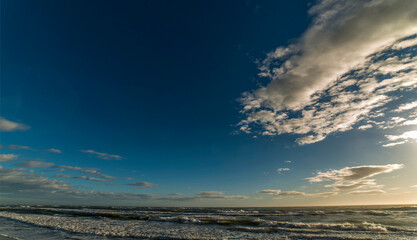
0;205;416;239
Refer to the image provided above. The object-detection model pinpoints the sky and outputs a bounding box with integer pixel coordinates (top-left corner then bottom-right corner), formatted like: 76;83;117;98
1;0;417;207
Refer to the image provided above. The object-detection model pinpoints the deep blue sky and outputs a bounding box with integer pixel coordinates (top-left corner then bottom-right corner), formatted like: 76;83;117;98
1;0;416;206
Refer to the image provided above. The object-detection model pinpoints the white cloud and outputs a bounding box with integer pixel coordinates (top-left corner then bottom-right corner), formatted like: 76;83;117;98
46;148;62;154
358;124;373;130
403;119;417;126
384;130;417;147
8;144;33;150
0;117;29;131
349;189;386;195
239;0;417;145
127;181;158;187
0;154;19;162
393;37;417;49
80;150;124;160
15;160;54;168
277;168;290;173
393;100;417;112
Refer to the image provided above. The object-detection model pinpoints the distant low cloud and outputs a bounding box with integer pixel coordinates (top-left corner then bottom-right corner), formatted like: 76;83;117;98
46;148;62;154
259;189;281;194
260;189;337;198
8;144;33;150
160;191;248;201
0;166;73;194
307;164;403;193
195;191;248;200
51;173;108;182
0;166;154;202
348;190;386;195
307;164;403;183
52;165;115;180
80;150;124;160
275;191;337;198
169;193;182;196
239;0;417;145
0;154;19;162
128;181;158;187
15;160;54;168
327;179;380;191
277;168;290;173
0;117;29;132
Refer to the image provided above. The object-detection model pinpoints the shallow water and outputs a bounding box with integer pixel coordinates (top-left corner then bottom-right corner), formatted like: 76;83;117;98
0;205;416;239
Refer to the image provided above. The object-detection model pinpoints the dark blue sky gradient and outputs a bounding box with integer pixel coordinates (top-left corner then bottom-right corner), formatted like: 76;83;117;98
3;0;413;205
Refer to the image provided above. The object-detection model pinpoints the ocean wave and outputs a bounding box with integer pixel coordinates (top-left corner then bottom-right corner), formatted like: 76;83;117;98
258;220;409;232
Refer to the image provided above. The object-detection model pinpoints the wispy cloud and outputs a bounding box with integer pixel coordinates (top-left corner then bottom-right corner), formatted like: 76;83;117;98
348;190;386;195
277;168;290;173
393;101;417;112
196;191;248;199
15;160;54;168
52;165;116;180
160;191;248;201
127;181;158;187
51;173;108;182
307;164;403;183
0;117;29;132
383;130;417;147
326;179;380;191
274;191;337;198
259;189;281;194
80;150;124;160
0;154;19;162
8;144;33;150
46;148;62;154
260;189;336;198
239;0;417;145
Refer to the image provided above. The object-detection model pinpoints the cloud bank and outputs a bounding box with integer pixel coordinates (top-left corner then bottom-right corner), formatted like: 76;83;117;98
239;0;417;145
